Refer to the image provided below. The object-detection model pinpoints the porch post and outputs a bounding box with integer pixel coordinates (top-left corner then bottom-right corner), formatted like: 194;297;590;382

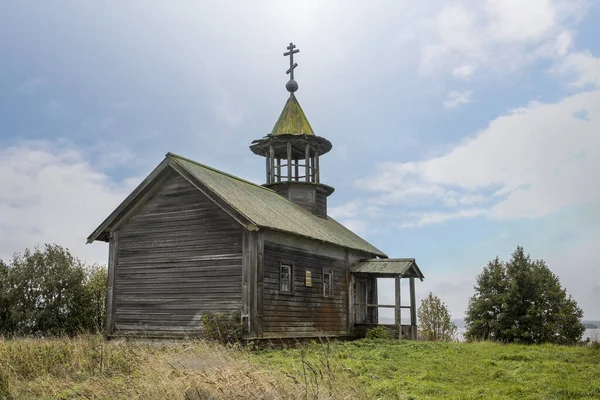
395;275;401;339
410;277;417;340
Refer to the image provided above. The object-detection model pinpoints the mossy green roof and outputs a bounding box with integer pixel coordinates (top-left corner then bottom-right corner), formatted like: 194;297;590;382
169;153;385;257
271;94;315;135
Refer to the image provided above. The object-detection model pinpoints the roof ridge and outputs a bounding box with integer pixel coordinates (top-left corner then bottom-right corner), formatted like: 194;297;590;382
166;152;277;194
366;258;415;262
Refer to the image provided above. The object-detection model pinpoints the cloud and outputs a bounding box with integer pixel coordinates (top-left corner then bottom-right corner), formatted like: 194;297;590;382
443;90;473;108
350;81;600;227
558;51;600;88
17;78;44;96
0;141;135;264
400;209;487;228
452;65;475;79
419;0;587;77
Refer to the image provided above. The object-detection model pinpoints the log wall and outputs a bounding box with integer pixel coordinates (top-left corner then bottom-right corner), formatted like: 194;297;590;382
110;174;243;336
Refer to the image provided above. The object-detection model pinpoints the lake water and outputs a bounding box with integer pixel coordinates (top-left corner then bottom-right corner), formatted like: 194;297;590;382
454;328;600;342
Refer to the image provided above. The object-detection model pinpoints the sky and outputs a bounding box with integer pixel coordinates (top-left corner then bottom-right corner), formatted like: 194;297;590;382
1;1;599;320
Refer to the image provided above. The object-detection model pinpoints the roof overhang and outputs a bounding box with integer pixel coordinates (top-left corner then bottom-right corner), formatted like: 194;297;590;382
350;258;425;280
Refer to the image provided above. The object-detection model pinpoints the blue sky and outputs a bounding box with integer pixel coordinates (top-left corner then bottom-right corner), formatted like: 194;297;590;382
1;1;599;319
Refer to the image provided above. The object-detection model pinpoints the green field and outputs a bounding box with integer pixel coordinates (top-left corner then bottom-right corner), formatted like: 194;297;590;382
0;336;599;399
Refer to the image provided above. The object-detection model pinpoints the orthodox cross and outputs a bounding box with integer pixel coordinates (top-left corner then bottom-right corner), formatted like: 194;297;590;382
284;42;299;80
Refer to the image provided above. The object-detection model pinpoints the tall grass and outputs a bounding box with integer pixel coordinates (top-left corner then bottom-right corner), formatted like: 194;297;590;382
0;335;361;399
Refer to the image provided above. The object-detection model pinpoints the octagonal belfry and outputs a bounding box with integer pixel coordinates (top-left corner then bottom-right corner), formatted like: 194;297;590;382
250;43;334;218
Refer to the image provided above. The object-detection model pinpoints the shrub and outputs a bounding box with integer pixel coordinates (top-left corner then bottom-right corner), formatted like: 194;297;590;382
418;293;457;342
365;325;389;339
201;311;245;344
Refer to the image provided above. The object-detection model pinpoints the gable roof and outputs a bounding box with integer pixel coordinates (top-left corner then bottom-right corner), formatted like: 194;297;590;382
87;152;386;257
350;258;424;280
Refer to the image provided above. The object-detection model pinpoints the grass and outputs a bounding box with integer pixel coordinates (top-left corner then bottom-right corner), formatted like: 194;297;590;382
0;336;599;399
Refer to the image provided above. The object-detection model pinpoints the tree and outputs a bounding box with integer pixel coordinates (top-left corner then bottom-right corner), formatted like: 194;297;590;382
0;260;10;334
418;292;457;341
465;246;585;344
81;265;108;332
1;244;108;337
464;257;507;341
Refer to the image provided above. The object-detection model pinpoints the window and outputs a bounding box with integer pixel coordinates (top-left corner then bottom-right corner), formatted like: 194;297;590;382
323;270;333;297
280;264;292;292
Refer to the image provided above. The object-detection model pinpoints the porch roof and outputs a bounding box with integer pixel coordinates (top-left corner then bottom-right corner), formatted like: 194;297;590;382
350;258;425;280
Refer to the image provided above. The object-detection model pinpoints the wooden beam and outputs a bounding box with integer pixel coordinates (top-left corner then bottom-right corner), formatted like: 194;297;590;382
242;231;252;334
410;277;417;340
360;304;412;309
315;154;320;183
105;231;118;336
395;275;401;339
372;276;378;323
287;141;292;181
276;158;281;182
265;152;270;184
256;231;264;336
294;159;299;182
305;143;310;182
269;145;275;183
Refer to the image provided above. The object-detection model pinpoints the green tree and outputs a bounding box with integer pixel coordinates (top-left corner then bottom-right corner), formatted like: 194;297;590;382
464;257;507;341
418;292;457;341
81;265;108;332
1;244;108;337
0;260;10;334
465;246;585;344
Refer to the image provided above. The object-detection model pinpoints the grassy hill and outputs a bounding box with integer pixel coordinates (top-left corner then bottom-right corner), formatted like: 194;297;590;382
1;336;599;399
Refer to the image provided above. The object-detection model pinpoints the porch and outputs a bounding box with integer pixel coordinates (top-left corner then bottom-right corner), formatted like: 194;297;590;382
350;258;425;339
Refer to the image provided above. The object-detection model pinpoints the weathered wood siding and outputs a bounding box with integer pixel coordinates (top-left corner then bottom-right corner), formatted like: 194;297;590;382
261;231;372;337
111;173;243;336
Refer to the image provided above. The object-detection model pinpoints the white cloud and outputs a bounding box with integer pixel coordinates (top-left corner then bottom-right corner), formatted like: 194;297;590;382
452;65;475;79
352;85;600;227
558;51;600;88
329;202;360;219
443;90;473;108
400;209;487;228
0;141;135;264
419;0;587;77
485;0;556;42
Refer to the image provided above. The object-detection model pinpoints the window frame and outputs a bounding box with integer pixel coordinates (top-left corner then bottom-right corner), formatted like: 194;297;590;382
279;262;294;294
322;269;333;297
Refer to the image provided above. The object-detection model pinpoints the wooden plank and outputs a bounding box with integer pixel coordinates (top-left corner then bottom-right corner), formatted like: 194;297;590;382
262;239;349;336
287;141;292;181
270;145;275;183
112;174;244;337
242;230;251;332
410;276;417;340
105;231;118;335
346;249;352;331
256;231;264;335
304;143;310;182
88;160;173;243
395;275;401;339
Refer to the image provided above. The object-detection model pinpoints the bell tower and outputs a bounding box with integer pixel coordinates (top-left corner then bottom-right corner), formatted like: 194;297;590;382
250;42;334;218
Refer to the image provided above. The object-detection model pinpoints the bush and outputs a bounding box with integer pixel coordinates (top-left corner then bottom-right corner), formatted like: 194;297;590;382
418;293;457;342
365;325;389;339
0;244;107;337
201;311;245;344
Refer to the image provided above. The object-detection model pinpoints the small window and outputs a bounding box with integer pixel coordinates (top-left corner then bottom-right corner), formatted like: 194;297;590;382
280;264;293;292
323;270;333;297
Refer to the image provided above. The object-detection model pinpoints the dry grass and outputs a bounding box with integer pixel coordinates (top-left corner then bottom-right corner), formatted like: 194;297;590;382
0;335;361;399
